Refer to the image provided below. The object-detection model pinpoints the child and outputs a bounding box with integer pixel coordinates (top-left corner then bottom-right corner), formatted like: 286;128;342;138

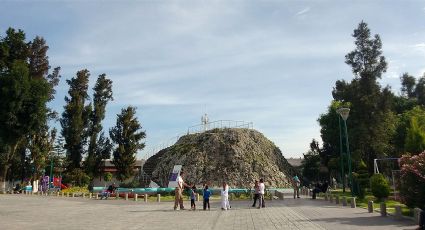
190;185;197;210
203;185;211;210
221;182;231;210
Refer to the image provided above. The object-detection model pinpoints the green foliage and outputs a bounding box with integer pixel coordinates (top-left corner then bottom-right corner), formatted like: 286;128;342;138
319;21;396;177
110;107;146;181
85;74;113;178
416;75;425;106
60;69;90;170
400;73;416;99
393;106;425;155
399;153;425;209
405;116;425;154
0;27;60;187
119;180;141;188
301;153;321;182
353;160;369;198
103;172;112;182
370;173;390;200
63;168;90;187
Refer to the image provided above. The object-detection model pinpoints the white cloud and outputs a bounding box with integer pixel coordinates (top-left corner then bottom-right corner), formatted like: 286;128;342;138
296;7;310;16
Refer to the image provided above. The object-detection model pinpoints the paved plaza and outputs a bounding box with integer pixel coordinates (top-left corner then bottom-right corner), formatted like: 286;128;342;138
0;194;417;230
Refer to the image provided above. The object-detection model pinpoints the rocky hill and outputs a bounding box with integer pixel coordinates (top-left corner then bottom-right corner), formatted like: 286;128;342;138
143;128;297;188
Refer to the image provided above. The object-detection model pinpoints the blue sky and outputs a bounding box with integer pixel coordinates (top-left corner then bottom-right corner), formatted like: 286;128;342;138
1;1;425;158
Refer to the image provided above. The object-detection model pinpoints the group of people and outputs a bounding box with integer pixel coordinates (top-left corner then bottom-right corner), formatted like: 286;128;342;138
174;171;268;211
292;174;330;199
251;179;266;209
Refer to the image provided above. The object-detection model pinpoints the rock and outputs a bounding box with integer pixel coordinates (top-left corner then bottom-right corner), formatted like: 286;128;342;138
144;128;297;188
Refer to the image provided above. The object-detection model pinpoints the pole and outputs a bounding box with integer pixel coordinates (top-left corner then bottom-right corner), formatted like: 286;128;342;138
343;119;353;196
50;158;53;189
338;115;345;193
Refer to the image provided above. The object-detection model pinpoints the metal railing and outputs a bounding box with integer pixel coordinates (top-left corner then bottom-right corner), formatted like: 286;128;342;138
140;120;253;161
187;120;253;134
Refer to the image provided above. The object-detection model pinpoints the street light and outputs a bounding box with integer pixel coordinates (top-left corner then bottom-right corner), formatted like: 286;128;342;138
337;113;345;193
336;107;353;196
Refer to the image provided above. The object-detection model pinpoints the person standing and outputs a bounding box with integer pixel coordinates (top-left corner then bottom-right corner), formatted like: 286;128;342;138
293;174;300;199
258;178;265;209
203;185;211;210
251;180;259;207
190;185;197;210
221;182;231;210
174;171;190;210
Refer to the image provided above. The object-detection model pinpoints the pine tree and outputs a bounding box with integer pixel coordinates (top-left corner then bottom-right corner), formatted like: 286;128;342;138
110;107;146;181
60;69;90;170
85;74;113;178
332;21;396;173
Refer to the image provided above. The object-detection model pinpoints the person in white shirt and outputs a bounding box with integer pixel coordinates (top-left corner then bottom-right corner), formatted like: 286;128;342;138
258;178;265;209
221;182;231;210
174;171;190;210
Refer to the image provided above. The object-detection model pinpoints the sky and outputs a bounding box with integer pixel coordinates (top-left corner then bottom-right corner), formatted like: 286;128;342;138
1;0;425;159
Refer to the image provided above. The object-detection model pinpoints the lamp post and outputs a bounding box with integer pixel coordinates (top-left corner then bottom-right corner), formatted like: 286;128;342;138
337;107;353;196
338;114;345;193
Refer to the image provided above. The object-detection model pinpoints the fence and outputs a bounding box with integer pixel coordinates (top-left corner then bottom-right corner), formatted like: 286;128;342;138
141;120;253;160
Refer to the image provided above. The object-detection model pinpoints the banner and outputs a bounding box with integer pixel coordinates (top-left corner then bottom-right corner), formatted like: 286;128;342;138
167;165;182;188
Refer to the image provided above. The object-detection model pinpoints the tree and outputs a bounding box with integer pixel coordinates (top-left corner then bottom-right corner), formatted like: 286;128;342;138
332;21;396;173
60;69;91;170
300;139;325;183
400;73;416;99
110;107;145;181
416;74;425;106
85;74;113;178
0;28;60;192
103;172;112;187
393;106;425;155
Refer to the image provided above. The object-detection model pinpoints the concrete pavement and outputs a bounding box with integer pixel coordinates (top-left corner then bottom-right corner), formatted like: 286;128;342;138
0;194;417;230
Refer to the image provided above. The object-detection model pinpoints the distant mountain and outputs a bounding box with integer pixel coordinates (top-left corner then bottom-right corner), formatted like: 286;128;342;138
143;128;297;188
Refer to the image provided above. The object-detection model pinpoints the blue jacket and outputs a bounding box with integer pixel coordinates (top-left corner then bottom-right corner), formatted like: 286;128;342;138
203;189;211;199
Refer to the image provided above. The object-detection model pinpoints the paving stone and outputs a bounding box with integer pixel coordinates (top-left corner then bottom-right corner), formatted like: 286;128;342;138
0;195;417;230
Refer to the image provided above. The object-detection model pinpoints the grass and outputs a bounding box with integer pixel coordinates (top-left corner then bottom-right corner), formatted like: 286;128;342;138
323;189;414;217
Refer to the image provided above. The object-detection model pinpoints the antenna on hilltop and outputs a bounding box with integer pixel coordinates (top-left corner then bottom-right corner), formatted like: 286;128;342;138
201;113;209;132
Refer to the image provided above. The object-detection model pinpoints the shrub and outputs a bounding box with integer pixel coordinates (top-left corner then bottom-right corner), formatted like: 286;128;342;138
399;152;425;209
119;180;141;188
370;173;390;200
353;160;369;198
104;172;113;183
63;168;91;187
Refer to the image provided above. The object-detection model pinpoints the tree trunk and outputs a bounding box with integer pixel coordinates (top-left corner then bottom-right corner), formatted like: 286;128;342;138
1;142;20;193
1;165;9;193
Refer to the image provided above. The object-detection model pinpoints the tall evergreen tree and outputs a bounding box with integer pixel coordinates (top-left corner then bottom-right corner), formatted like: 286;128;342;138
328;21;396;173
85;74;113;178
110;107;145;181
60;70;91;170
0;28;60;191
400;73;416;99
416;75;425;106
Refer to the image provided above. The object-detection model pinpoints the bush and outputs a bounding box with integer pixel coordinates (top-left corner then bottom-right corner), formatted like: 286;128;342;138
353;160;369;198
370;173;390;200
399;152;425;209
104;172;113;182
61;186;89;194
119;180;141;188
63;168;91;187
